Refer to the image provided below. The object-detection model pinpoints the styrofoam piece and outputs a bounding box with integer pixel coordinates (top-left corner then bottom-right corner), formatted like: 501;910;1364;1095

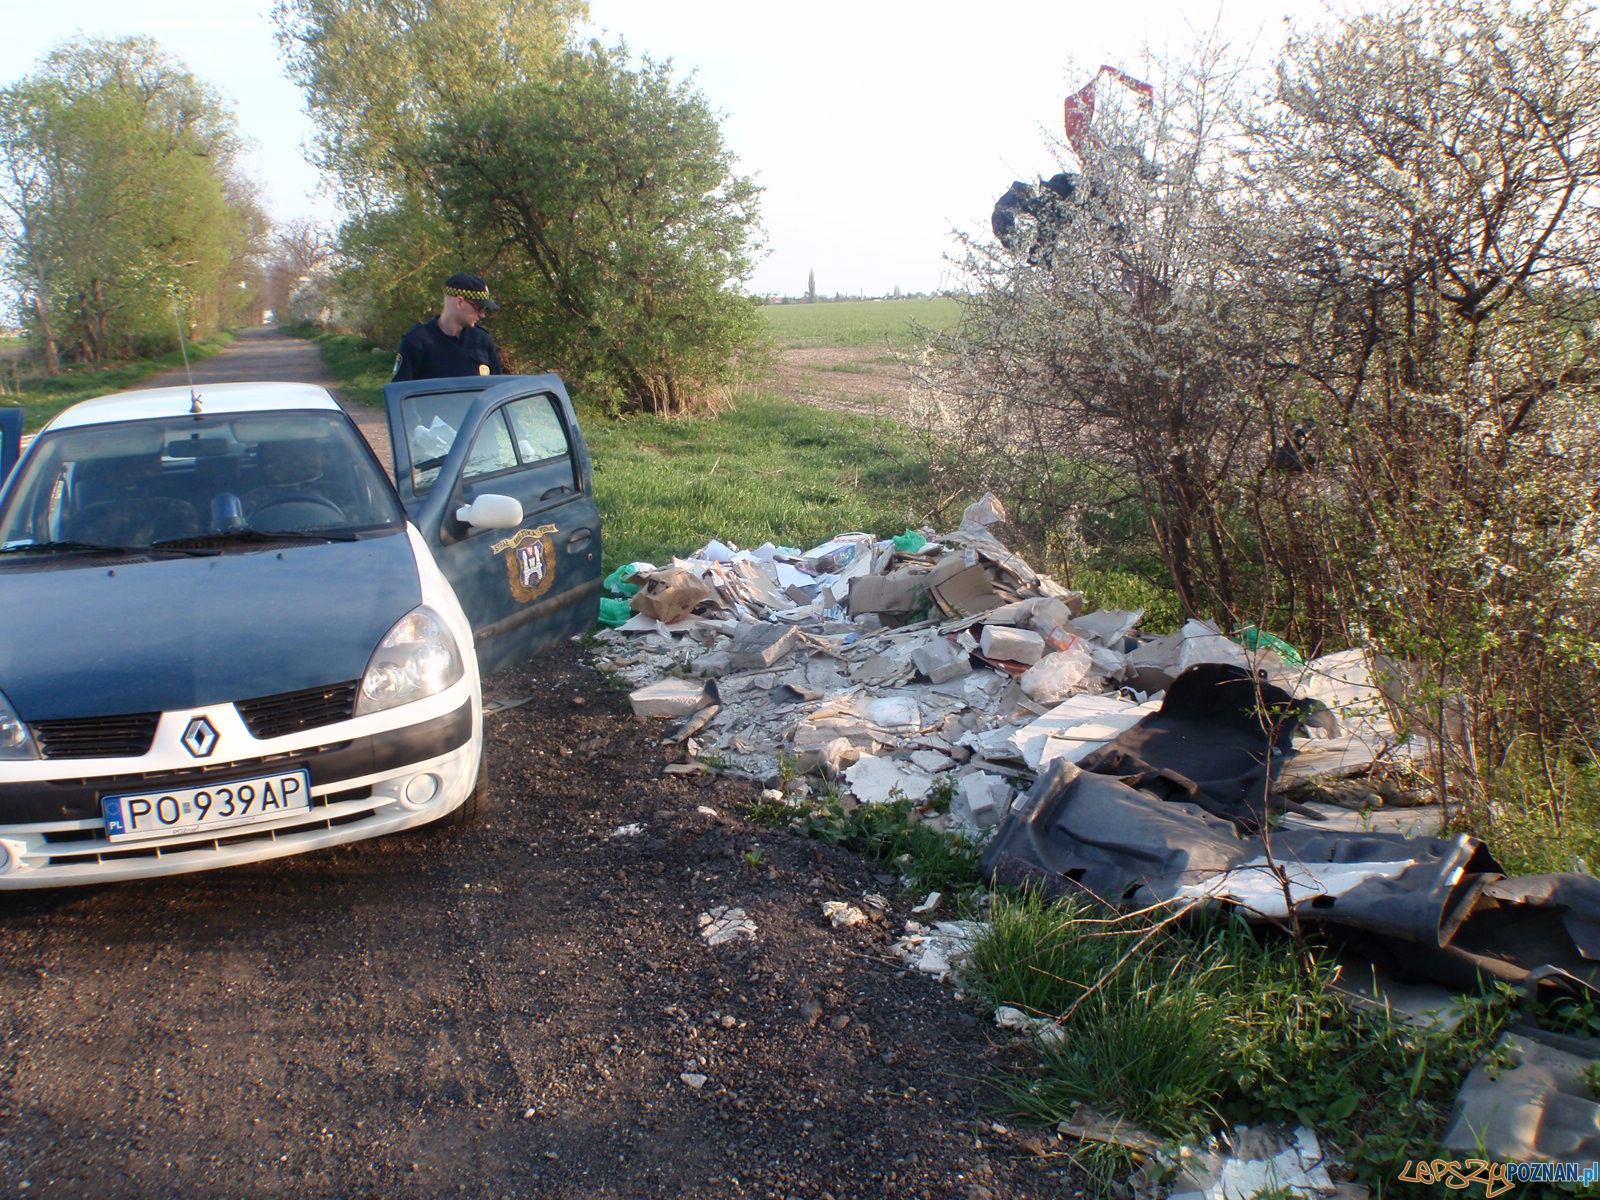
866;696;922;731
1011;692;1163;771
1066;607;1145;647
629;678;714;719
979;625;1045;665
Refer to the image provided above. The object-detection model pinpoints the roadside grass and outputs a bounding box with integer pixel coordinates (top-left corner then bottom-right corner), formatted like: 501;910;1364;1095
764;297;961;351
4;333;237;432
584;394;933;572
963;890;1518;1194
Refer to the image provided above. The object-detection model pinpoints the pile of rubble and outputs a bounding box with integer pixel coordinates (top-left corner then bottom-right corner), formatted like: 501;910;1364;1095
593;495;1406;834
598;498;1600;1170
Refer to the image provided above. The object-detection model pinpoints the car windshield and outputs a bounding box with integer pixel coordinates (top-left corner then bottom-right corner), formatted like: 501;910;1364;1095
0;410;405;552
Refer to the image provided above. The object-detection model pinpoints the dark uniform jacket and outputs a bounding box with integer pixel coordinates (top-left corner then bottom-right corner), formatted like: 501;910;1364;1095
392;318;504;381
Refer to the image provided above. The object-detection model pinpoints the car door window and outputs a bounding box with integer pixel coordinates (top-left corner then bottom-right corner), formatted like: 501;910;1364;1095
506;396;570;463
463;410;518;481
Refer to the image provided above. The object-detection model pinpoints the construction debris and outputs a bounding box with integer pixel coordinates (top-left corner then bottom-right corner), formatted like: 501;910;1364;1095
606;504;1408;838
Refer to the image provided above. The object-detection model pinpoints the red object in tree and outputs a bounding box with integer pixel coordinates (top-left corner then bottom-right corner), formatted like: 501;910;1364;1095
1063;65;1155;156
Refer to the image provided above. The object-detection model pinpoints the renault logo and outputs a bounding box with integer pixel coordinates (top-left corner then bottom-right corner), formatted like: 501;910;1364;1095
181;716;219;758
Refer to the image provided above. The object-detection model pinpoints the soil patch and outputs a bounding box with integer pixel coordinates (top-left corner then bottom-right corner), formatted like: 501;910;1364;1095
768;348;917;419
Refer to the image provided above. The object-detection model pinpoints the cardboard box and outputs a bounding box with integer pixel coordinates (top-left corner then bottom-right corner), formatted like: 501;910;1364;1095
928;565;1005;618
630;567;714;624
847;570;928;616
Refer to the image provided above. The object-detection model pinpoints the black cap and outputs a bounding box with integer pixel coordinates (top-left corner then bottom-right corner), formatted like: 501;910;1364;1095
443;272;499;311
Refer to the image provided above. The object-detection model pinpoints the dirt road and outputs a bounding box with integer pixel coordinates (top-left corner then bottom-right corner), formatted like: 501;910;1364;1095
0;335;1072;1199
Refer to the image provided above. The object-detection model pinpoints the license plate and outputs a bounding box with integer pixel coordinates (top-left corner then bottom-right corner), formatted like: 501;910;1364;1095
102;770;312;843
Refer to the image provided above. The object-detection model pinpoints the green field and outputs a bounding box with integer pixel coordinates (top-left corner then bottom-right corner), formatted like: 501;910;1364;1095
761;297;960;351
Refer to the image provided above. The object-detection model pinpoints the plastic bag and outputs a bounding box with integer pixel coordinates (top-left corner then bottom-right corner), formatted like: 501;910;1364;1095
597;597;633;627
1020;638;1093;703
604;561;655;596
891;529;928;553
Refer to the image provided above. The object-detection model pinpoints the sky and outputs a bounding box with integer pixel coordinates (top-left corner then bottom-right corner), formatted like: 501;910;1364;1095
2;0;1327;299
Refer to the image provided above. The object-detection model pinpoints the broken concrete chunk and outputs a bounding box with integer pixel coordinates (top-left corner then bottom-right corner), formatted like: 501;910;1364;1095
729;622;804;669
844;754;935;804
630;678;716;720
979;625;1045;665
697;906;757;945
911;637;974;684
959;772;1009;828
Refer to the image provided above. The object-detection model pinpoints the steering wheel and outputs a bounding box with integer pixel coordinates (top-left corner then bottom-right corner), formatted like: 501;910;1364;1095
250;492;347;531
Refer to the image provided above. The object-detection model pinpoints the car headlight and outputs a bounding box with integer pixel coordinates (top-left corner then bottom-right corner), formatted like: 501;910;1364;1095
355;607;465;716
0;689;39;760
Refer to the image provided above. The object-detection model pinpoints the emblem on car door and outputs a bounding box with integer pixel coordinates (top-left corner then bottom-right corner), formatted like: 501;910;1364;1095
181;716;219;758
491;524;560;603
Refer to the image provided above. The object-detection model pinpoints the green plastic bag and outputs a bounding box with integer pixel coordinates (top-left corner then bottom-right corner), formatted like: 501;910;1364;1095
597;597;633;627
891;529;928;553
604;561;653;596
1234;625;1304;665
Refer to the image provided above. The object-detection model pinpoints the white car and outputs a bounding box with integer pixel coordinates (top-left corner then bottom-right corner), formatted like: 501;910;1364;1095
0;378;601;888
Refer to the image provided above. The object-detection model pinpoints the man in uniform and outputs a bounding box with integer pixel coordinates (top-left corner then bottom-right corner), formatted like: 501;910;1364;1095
391;272;505;381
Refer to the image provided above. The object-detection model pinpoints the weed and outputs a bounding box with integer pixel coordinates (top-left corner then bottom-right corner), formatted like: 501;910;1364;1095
743;847;764;870
741;787;981;897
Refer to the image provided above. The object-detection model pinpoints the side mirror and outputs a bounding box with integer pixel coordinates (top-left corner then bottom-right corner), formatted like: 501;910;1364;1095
455;493;523;529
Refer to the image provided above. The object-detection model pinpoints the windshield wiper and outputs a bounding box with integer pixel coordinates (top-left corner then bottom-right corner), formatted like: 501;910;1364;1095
0;540;136;556
163;528;362;546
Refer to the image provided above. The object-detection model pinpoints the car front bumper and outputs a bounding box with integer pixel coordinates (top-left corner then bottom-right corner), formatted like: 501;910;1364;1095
0;691;478;889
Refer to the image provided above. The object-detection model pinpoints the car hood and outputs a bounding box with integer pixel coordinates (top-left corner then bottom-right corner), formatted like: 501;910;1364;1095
0;533;425;720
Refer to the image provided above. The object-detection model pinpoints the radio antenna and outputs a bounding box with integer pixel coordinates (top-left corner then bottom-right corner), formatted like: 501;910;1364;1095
172;290;202;414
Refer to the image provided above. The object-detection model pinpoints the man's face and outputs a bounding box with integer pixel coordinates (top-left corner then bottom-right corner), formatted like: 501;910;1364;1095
452;294;486;326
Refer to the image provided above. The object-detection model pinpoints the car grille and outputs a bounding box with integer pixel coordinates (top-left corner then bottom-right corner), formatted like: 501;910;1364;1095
32;713;161;760
235;681;359;740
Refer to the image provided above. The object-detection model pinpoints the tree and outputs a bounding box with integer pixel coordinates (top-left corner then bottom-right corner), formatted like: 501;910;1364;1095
922;42;1270;623
424;42;765;414
807;269;817;303
261;217;339;323
1245;0;1600;808
0;37;258;363
273;0;586;205
919;0;1600;824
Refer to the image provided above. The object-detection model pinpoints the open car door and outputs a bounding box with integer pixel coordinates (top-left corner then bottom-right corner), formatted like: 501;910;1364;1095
383;374;602;677
0;408;21;489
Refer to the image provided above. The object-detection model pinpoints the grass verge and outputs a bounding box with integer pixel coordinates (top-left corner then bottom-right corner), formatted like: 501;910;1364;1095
585;395;933;572
4;333;237;432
